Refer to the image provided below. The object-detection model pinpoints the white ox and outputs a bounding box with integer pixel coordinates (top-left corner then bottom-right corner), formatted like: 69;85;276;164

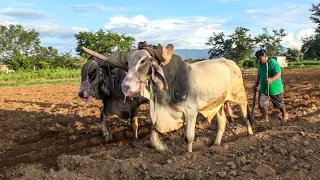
121;43;254;152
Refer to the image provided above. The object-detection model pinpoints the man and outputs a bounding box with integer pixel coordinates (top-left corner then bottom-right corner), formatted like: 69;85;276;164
253;49;288;123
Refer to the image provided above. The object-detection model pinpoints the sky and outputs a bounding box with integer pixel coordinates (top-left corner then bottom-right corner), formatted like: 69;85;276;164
0;0;319;55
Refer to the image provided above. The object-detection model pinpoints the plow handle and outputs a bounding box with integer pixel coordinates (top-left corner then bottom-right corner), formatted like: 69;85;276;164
251;88;257;121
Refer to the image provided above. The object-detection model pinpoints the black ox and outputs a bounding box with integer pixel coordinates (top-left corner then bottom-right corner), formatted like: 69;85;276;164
78;48;147;141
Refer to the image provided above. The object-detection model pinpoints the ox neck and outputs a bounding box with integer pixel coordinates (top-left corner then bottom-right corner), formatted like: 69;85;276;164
150;54;191;105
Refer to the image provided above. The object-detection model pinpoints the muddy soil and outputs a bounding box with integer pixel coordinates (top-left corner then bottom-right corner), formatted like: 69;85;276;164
0;68;319;180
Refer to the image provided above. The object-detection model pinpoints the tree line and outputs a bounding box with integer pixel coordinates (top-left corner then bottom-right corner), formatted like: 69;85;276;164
206;2;320;67
0;3;319;71
0;25;135;71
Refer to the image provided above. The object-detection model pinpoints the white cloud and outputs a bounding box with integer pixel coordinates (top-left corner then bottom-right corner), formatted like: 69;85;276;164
104;15;223;49
246;9;259;14
12;1;34;7
216;0;238;3
297;28;315;40
282;33;302;49
66;3;136;13
282;28;316;49
245;4;313;29
0;20;88;40
26;24;88;39
0;8;48;20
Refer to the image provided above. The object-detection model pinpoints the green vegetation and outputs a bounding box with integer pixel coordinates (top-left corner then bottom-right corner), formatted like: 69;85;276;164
287;60;320;68
0;25;135;71
75;29;135;58
206;3;320;63
301;3;320;60
0;68;80;81
0;78;80;87
206;27;286;62
242;58;257;68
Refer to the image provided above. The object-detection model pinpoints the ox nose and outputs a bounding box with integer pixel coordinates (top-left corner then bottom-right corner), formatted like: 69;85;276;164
78;91;88;98
122;84;131;95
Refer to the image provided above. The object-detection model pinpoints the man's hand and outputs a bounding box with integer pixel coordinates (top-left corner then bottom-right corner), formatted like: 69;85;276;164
267;74;280;84
266;78;273;84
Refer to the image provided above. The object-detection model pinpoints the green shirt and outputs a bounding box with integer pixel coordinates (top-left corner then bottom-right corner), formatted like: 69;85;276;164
258;57;284;95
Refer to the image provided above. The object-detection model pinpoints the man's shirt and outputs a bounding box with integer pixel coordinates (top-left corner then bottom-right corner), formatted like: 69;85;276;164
258;57;284;95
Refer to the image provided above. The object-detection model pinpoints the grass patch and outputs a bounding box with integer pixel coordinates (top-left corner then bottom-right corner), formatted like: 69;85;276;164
287;60;320;68
0;68;81;81
0;78;80;87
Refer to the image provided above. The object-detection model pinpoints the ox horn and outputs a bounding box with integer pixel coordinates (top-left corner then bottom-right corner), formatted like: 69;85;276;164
82;46;128;71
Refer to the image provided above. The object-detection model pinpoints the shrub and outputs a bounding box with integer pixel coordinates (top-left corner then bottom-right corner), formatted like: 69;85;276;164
242;59;256;68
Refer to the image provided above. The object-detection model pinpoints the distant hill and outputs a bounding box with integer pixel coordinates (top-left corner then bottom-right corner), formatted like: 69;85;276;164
174;49;210;60
174;47;288;60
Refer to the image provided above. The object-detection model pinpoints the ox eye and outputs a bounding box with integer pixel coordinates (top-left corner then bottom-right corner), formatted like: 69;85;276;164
140;59;146;64
88;69;96;79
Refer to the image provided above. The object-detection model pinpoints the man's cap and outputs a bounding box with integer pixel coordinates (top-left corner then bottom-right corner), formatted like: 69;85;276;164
255;49;267;58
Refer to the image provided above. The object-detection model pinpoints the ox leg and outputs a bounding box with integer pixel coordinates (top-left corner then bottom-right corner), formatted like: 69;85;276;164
214;107;227;146
130;116;139;140
130;107;139;140
100;110;113;142
150;126;168;152
239;103;254;135
184;111;198;153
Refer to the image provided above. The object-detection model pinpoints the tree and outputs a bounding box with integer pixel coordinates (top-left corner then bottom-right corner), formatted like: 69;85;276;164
206;27;254;62
283;48;302;62
228;27;255;62
51;50;86;69
206;32;229;59
301;3;320;60
310;3;320;33
0;24;40;64
75;29;135;58
301;35;320;60
33;46;59;69
0;24;42;70
255;28;287;56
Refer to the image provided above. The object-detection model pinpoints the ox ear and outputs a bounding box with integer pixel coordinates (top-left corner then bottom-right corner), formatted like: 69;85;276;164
151;60;168;91
99;69;110;96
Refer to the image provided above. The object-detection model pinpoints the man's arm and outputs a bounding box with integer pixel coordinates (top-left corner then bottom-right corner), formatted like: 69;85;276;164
253;73;260;89
266;73;280;84
266;61;282;84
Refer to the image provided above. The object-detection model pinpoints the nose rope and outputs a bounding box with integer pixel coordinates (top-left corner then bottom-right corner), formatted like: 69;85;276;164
123;73;150;103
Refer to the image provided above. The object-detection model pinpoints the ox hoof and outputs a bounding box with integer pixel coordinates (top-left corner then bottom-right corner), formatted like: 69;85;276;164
133;135;139;141
247;128;254;135
101;132;113;142
155;143;168;152
213;141;221;146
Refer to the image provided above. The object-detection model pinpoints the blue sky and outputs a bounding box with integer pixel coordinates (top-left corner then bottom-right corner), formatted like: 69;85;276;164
0;0;318;55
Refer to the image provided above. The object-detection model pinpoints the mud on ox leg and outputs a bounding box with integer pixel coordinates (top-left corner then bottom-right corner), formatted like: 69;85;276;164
150;127;168;151
184;109;198;153
213;103;253;146
130;107;139;140
214;106;227;146
100;109;113;142
101;108;141;142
